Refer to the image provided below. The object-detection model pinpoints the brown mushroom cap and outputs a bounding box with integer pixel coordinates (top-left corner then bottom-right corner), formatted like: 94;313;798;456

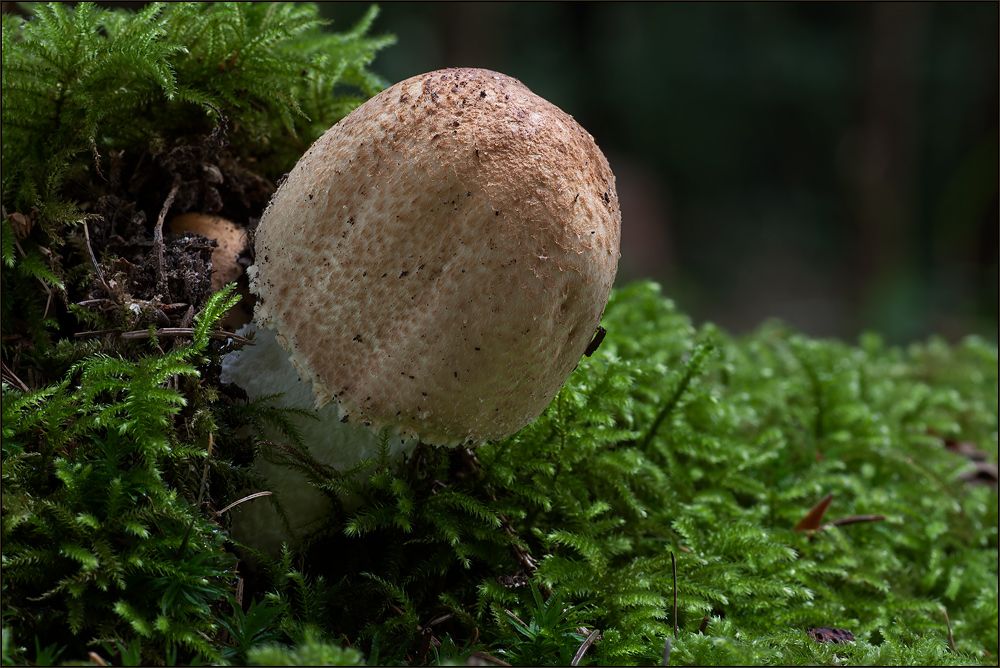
250;67;621;446
168;213;246;292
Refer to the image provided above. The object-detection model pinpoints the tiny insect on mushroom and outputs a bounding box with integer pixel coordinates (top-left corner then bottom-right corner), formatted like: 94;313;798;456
222;67;621;554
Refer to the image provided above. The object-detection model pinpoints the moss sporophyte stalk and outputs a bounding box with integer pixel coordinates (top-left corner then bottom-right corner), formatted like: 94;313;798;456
1;3;997;667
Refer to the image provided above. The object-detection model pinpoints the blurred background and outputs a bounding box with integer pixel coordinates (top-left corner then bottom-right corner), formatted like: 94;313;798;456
325;1;998;345
17;1;997;344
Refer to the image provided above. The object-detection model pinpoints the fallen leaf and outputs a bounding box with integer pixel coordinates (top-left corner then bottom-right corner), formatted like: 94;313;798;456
794;493;834;532
7;211;33;239
807;627;855;644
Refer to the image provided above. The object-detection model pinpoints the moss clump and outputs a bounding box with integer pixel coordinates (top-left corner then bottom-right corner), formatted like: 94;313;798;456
258;282;995;667
2;3;997;666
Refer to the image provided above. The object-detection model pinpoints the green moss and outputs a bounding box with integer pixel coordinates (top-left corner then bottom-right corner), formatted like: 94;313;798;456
2;1;392;215
269;282;995;666
1;3;997;666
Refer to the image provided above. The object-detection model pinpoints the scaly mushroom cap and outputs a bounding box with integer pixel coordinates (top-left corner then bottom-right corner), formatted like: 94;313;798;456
250;67;621;446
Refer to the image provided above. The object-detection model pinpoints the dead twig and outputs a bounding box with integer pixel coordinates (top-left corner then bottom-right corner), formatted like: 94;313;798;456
212;491;273;518
499;512;539;572
13;237;55;320
179;304;196;329
671;550;678;638
942;608;956;653
502;609;528;629
822;515;885;528
412;627;434;665
74;327;253;345
75;298;117;308
571;628;601;666
82;218;112;294
154;182;180;298
1;361;31;392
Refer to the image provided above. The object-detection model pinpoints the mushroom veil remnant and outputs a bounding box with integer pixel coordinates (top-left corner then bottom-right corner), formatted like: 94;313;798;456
222;67;621;551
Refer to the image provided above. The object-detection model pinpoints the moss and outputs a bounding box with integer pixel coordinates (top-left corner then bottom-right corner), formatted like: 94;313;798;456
2;3;997;666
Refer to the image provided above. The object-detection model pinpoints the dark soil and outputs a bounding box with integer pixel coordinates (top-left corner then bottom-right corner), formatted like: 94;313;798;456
66;118;271;332
2;116;272;395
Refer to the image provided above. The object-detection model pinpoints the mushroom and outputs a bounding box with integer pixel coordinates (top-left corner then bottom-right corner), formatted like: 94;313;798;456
222;67;620;552
168;213;246;292
168;213;252;327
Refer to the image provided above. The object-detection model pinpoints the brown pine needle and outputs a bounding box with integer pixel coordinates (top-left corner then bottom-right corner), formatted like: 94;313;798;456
822;514;885;528
212;491;273;517
671;550;678;639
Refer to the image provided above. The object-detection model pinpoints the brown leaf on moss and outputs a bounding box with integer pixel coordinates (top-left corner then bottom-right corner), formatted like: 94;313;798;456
807;627;855;644
794;493;834;533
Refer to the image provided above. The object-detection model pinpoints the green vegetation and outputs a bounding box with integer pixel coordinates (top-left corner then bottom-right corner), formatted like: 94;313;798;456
2;3;997;666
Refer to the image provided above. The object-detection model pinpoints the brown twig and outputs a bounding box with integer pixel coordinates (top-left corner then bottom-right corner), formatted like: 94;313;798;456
671;550;678;639
1;361;30;392
154;182;180;297
822;514;886;528
499;512;539;572
74;327;253;345
571;628;601;666
212;491;273;517
427;613;454;627
13;237;55;319
76;298;117;308
942;608;956;653
412;627;434;665
82;218;111;293
73;328;123;338
179;304;196;329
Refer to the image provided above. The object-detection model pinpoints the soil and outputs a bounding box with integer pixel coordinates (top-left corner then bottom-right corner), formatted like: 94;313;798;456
2;115;273;393
68;117;272;331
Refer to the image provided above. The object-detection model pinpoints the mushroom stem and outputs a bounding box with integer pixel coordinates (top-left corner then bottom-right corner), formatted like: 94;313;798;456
222;323;418;554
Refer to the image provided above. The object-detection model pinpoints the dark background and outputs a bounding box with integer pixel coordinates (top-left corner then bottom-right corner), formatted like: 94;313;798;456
326;1;998;345
20;1;998;344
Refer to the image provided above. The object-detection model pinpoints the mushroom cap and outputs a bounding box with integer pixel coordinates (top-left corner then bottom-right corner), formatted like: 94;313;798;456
250;67;621;446
168;213;246;292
